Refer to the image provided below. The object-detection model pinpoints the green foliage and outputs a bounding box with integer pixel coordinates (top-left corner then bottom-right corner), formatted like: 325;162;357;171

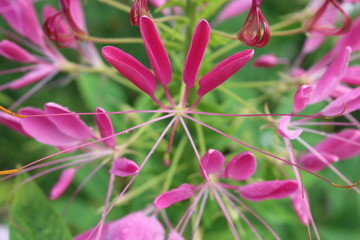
9;172;72;240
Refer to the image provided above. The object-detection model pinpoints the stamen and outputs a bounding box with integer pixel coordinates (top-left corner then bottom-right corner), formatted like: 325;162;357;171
0;168;23;175
324;102;346;119
331;180;360;189
0;106;27;118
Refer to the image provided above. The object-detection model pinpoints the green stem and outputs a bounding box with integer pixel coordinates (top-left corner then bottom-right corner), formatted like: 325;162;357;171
98;0;131;12
162;136;187;191
204;41;241;63
211;29;237;40
225;81;280;88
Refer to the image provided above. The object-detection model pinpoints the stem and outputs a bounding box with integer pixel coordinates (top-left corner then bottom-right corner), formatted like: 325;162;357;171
211;29;237;40
271;28;304;36
98;0;131;12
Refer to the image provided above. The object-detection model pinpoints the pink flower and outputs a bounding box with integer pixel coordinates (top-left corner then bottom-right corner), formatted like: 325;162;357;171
305;0;351;36
130;0;152;26
74;211;165;240
300;129;360;171
253;54;288;68
102;16;254;109
50;167;77;200
154;149;297;208
153;149;297;237
237;0;270;47
43;0;87;48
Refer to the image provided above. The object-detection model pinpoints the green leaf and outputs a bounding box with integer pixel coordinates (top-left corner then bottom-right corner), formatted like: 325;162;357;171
77;73;127;112
9;173;72;240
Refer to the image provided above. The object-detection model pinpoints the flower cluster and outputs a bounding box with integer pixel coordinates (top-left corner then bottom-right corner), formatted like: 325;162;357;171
0;0;359;239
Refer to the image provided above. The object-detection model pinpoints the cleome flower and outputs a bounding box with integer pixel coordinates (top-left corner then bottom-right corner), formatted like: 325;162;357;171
0;102;139;200
154;149;298;239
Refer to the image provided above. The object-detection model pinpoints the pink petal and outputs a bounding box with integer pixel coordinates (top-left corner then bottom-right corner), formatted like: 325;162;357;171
300;151;339;171
277;116;303;140
18;107;80;147
154;183;196;209
200;149;225;175
342;66;360;85
74;211;165;240
0;40;37;63
334;15;360;53
102;46;157;97
149;0;167;7
224;151;257;181
215;0;252;24
0;0;45;46
95;107;115;148
140;16;172;86
253;54;288;68
300;129;360;171
61;0;86;32
183;19;210;89
0;112;29;136
302;32;327;55
310;46;351;104
291;189;312;226
239;180;298;201
321;86;360;116
109;158;139;177
197;49;254;97
168;230;185;240
44;102;94;141
293;85;314;113
9;65;56;89
50;168;76;200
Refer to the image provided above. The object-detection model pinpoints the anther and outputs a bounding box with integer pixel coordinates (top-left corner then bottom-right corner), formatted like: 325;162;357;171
0;167;23;175
0;106;27;118
330;180;360;189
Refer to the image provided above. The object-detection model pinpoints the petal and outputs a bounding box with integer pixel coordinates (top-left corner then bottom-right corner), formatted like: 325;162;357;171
154;183;196;209
310;46;351;104
197;49;254;97
215;0;252;24
342;66;360;85
168;230;185;240
291;189;312;226
200;149;225;175
334;15;360;53
183;19;210;89
302;32;327;54
0;40;37;63
239;180;298;201
50;168;76;200
61;0;86;32
310;128;360;160
300;151;338;171
224;151;257;181
18;107;80;147
321;86;360;116
95;107;115;148
44;102;94;141
293;85;313;113
253;54;287;68
277;116;303;140
9;65;56;89
0;112;29;136
102;46;157;97
74;211;165;240
109;158;139;177
140;16;172;86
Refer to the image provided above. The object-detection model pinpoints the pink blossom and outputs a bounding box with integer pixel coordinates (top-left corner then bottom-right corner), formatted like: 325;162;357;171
215;0;252;24
277;116;303;140
300;129;360;171
154;150;297;209
103;16;253;109
109;158;139;177
74;211;165;240
237;0;270;47
50;168;77;200
130;0;151;26
253;54;288;68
